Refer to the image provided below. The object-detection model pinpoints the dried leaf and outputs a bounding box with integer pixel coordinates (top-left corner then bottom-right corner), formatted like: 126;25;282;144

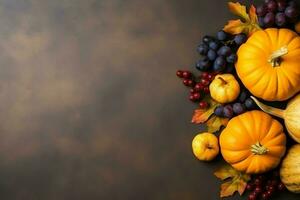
191;99;219;124
206;115;229;133
214;165;251;198
223;2;260;36
228;2;249;21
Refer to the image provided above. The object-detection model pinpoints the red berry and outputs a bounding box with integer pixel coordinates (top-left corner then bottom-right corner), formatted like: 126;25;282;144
183;79;189;86
190;88;195;93
268;185;276;193
254;178;262;186
201;72;209;79
199;101;208;109
207;74;214;81
270;180;278;186
193;92;201;100
278;182;285;191
261;193;269;200
194;83;204;91
248;193;256;200
246;183;254;191
266;190;273;196
254;187;262;194
182;71;191;78
203;87;210;94
189;94;195;101
201;79;210;86
176;70;183;78
187;79;195;87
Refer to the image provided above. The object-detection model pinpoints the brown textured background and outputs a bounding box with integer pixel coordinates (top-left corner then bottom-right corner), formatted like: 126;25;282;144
0;0;298;199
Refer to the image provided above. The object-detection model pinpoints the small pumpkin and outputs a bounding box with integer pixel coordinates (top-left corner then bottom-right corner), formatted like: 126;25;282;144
236;28;300;101
252;94;300;143
220;110;286;174
192;132;219;161
209;74;240;103
280;144;300;193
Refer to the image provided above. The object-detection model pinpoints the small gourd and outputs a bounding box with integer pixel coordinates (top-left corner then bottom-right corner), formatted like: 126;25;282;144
280;144;300;193
209;74;240;104
251;94;300;143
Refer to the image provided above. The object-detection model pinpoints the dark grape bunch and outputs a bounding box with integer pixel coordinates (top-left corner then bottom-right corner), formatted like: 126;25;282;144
176;70;215;107
246;170;286;200
256;0;300;28
214;89;256;118
196;31;247;73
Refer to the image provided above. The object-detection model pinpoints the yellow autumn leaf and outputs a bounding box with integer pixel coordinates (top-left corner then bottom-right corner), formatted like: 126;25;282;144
206;116;229;133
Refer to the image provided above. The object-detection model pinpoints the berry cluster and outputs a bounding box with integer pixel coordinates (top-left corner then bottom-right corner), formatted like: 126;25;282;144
196;31;246;72
176;70;214;107
246;171;286;200
213;89;255;118
256;0;299;28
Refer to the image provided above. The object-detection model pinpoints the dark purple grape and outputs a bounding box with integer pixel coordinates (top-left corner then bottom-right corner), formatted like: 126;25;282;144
226;53;237;63
264;12;275;27
196;58;210;71
207;49;217;61
275;12;287;27
202;35;213;44
285;6;299;19
217;46;231;56
234;34;247;45
209;40;220;50
238;91;248;103
223;105;234;118
213;56;226;71
277;1;287;12
245;98;255;109
256;5;267;17
214;106;224;117
267;0;277;12
233;103;246;115
197;43;209;55
216;30;228;41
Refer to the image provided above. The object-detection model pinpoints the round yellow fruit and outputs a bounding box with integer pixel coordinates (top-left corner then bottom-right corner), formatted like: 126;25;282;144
209;74;240;103
192;132;219;161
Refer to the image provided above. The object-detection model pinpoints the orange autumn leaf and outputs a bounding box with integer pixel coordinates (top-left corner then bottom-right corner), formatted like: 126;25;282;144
206;116;229;133
228;2;249;21
223;2;260;36
191;99;219;124
214;165;251;198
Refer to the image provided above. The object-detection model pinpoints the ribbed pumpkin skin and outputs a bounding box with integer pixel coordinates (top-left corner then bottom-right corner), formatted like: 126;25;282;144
280;145;300;193
285;94;300;143
236;28;300;101
220;111;286;174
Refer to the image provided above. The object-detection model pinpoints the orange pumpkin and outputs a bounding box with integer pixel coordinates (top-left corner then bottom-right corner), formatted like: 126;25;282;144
219;110;286;174
236;28;300;101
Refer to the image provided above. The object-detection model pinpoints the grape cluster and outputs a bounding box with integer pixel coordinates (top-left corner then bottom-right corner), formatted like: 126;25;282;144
214;89;256;118
256;0;299;28
246;170;286;200
196;31;246;73
176;70;215;107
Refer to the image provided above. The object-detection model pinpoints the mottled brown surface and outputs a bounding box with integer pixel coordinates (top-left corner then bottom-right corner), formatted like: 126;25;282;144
0;0;298;199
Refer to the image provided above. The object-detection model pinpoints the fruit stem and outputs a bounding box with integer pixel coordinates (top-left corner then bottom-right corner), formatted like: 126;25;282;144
218;77;227;85
251;96;285;118
251;142;269;155
268;46;288;67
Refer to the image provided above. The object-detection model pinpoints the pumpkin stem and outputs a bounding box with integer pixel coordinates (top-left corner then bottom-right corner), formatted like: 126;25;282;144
218;77;227;85
268;46;288;67
251;142;269;155
251;96;285;118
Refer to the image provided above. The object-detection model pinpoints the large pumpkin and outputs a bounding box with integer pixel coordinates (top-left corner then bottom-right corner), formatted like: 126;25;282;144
236;28;300;101
220;110;286;174
280;144;300;193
